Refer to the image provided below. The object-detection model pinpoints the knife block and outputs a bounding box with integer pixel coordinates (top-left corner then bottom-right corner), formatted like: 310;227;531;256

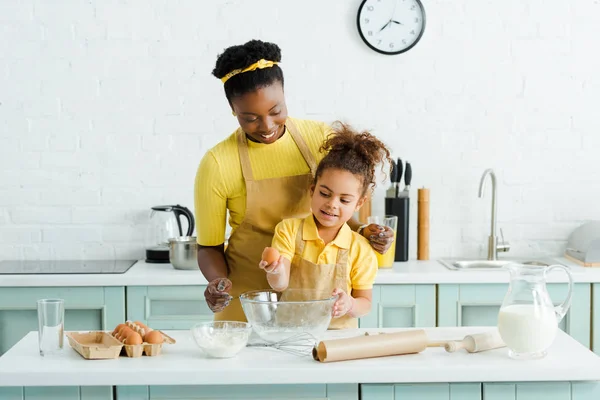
385;197;409;262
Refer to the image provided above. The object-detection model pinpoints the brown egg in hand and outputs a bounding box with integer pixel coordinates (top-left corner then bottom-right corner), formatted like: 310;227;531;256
144;330;164;344
262;247;280;264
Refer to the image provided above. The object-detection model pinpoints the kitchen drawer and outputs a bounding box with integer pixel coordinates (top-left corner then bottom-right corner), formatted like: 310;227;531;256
126;285;212;330
362;382;600;400
359;284;436;329
116;384;357;399
362;383;480;399
0;386;113;400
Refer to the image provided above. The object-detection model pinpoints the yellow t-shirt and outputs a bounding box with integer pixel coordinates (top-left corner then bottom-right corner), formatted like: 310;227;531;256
194;117;331;246
271;215;378;291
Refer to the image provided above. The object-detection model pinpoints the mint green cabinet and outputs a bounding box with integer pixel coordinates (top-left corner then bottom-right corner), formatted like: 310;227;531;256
126;284;436;331
116;384;357;399
362;383;480;399
437;283;591;347
0;286;125;355
0;386;112;400
359;285;436;328
362;382;600;400
591;284;600;354
126;286;212;329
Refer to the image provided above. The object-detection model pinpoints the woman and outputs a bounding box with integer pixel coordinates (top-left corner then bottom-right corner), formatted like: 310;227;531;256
194;39;393;322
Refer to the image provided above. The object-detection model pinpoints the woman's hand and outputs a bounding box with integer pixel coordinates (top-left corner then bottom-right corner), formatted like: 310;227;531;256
362;224;394;254
258;256;284;275
331;288;355;318
204;278;233;313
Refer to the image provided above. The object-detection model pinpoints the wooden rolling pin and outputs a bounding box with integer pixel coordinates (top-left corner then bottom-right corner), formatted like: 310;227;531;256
312;330;505;363
313;330;444;363
443;331;505;353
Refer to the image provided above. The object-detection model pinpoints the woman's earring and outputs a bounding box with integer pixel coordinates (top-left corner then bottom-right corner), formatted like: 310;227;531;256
231;111;237;116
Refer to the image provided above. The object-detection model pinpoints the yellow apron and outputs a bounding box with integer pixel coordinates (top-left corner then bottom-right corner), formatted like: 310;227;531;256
215;119;317;322
287;220;357;330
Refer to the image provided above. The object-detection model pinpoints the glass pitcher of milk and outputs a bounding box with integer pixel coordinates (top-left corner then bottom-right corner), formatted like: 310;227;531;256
497;263;573;360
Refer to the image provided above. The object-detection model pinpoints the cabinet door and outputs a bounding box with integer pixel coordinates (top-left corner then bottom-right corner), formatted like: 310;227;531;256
592;284;600;354
0;286;125;355
361;383;481;400
483;382;600;399
116;384;357;399
359;285;436;329
0;387;113;400
437;284;590;348
126;286;213;330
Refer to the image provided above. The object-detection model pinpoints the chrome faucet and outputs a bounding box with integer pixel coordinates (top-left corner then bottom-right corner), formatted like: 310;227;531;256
478;169;510;260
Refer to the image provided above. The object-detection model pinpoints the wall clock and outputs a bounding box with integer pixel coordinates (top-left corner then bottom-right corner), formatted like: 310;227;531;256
357;0;426;55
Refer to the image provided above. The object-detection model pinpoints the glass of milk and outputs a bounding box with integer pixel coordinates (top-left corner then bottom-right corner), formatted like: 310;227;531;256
497;263;573;360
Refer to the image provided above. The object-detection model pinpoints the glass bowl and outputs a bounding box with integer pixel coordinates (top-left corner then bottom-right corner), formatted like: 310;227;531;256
240;289;336;343
190;321;252;358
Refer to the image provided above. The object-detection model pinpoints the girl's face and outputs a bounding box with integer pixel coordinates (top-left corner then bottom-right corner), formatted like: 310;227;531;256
311;168;366;231
230;82;288;144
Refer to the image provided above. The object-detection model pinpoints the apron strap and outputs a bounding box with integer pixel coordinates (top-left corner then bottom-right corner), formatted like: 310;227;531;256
295;220;306;256
286;119;318;176
336;248;349;265
236;129;254;181
335;248;350;293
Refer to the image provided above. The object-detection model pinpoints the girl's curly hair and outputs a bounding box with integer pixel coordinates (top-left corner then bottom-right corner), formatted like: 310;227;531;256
315;121;393;196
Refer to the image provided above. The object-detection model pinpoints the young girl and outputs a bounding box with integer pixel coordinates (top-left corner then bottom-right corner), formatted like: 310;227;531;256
258;121;393;329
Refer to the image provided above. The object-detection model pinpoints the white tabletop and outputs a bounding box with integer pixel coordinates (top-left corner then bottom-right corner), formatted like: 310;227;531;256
0;257;597;287
1;327;599;387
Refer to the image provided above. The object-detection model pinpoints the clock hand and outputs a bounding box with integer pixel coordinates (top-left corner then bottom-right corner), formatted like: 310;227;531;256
379;20;391;32
392;20;403;25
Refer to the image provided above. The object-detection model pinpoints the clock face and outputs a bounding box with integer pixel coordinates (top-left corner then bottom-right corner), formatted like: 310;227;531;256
357;0;426;55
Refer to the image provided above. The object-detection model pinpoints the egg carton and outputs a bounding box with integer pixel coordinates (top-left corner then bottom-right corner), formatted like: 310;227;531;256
110;330;176;358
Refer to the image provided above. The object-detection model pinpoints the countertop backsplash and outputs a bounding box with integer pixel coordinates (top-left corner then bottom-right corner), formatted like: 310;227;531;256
1;0;599;260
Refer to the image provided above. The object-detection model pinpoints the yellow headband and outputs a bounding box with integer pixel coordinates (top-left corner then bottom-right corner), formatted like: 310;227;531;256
220;59;279;84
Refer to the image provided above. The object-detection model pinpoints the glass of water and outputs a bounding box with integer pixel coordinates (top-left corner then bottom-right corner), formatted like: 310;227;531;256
37;299;64;356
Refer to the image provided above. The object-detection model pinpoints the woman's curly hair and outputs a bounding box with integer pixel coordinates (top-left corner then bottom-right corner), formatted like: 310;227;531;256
315;121;393;196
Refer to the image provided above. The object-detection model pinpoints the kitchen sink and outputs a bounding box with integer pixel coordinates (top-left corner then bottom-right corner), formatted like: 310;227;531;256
438;258;554;271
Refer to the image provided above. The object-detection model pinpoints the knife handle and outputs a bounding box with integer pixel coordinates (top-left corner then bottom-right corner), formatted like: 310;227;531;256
405;162;412;186
396;158;403;184
390;160;397;184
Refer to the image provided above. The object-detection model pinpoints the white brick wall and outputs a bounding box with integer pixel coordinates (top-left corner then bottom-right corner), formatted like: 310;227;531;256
1;0;599;261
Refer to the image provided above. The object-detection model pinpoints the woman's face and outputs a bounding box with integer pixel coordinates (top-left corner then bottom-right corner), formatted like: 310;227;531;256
230;82;288;144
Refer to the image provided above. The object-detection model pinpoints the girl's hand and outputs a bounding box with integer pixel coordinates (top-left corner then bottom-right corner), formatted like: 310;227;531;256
258;256;284;275
362;224;394;254
331;288;355;318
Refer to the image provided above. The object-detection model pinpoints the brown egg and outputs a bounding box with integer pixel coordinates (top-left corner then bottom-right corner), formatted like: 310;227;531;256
112;323;127;336
262;247;280;264
144;330;164;344
134;321;153;334
124;331;143;345
118;326;134;343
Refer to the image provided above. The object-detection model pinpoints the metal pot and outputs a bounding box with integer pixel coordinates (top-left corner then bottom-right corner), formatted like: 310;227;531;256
168;236;198;270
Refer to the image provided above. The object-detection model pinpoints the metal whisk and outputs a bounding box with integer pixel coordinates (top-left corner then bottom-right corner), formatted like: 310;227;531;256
247;332;318;357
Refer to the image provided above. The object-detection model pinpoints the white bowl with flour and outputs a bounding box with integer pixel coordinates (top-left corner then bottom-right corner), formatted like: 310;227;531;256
191;321;252;358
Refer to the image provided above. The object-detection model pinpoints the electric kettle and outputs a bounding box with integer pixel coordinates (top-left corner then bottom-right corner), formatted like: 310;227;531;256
145;205;195;263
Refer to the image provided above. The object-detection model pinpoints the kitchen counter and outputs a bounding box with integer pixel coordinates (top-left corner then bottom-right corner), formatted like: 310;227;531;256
0;256;598;287
1;327;599;387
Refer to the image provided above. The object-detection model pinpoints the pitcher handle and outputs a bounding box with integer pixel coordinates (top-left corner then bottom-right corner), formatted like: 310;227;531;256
545;264;574;322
